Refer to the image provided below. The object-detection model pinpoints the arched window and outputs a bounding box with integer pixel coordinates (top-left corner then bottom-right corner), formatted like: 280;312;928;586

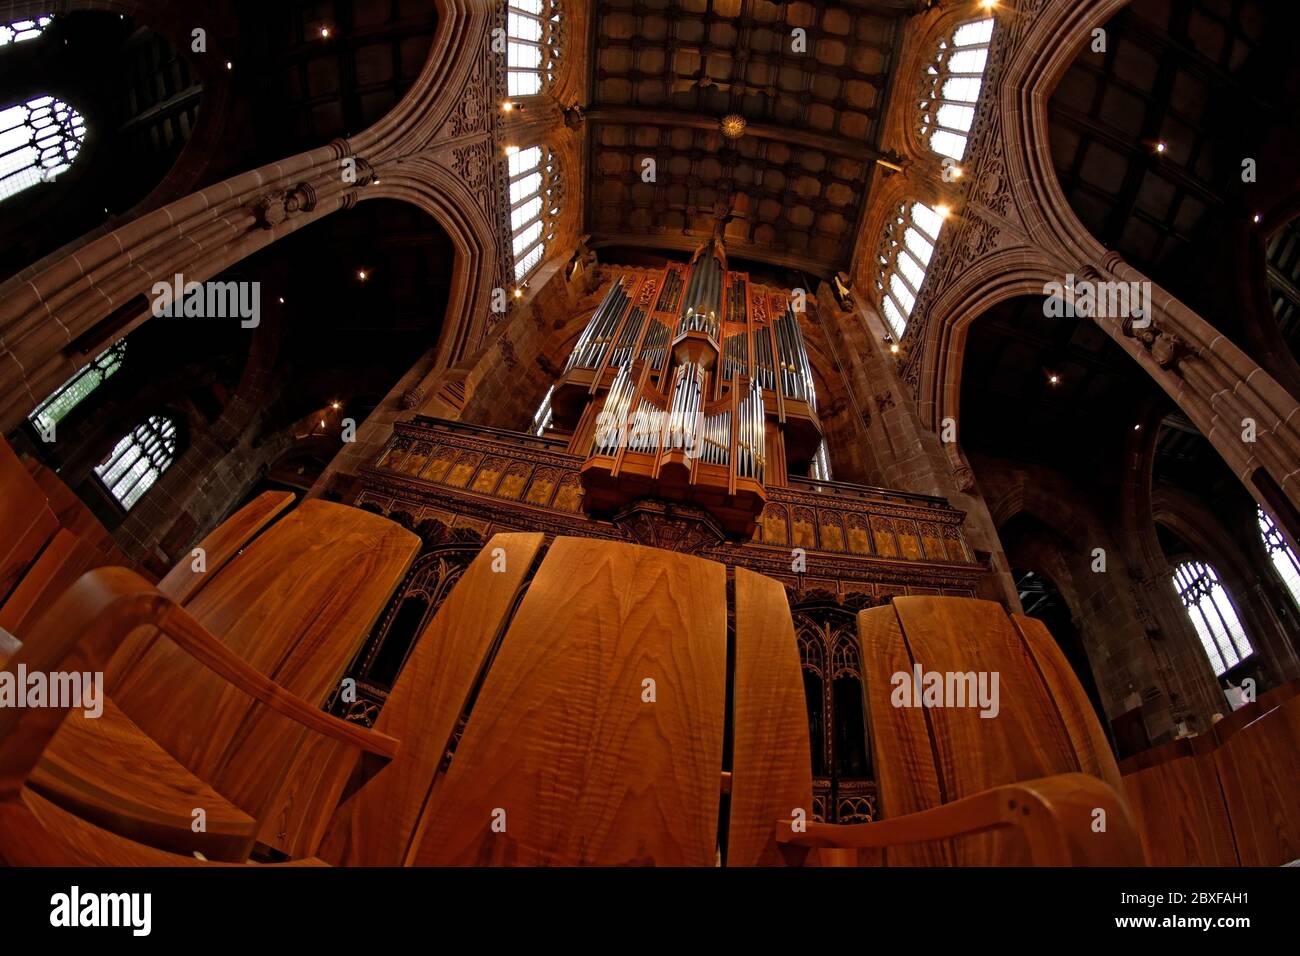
1172;560;1253;676
0;95;87;202
506;144;560;281
919;18;994;161
875;201;947;337
28;341;126;436
505;0;562;98
94;414;178;510
0;15;51;46
1258;507;1300;610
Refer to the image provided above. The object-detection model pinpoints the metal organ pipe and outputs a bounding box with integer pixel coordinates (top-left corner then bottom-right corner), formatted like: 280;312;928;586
594;361;636;456
570;280;629;371
609;308;646;368
736;378;765;483
666;362;704;453
565;280;620;371
639;322;669;370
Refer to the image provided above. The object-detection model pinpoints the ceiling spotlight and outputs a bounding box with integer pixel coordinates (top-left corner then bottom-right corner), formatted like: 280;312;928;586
949;165;964;179
1155;141;1167;154
1133;423;1142;431
502;101;514;112
1253;213;1261;223
225;61;233;70
1048;373;1060;385
357;269;369;281
320;26;331;38
320;419;327;428
278;296;285;304
331;401;341;411
979;0;999;9
513;288;523;299
935;204;952;219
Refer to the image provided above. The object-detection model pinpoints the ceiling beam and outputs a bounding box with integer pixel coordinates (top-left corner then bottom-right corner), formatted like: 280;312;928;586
586;108;890;163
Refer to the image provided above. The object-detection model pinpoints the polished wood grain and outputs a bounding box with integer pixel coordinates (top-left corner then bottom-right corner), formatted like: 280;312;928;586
0;438;58;602
110;500;418;818
893;598;1079;797
727;566;812;866
25;459;129;567
321;532;546;866
1120;743;1237;866
856;604;950;865
1213;695;1300;866
0;789;326;867
848;598;1143;866
410;537;727;866
157;490;294;604
31;697;258;861
0;529;107;637
0;564;399;868
1012;613;1123;793
779;772;1142;866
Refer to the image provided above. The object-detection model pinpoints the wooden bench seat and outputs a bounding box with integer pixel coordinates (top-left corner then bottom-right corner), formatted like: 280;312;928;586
1121;680;1300;866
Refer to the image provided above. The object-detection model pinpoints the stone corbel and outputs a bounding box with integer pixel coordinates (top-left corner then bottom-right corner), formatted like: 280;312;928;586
1121;314;1196;372
250;181;320;230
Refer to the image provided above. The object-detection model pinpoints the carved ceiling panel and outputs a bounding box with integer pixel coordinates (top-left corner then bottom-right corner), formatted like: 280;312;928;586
586;0;907;276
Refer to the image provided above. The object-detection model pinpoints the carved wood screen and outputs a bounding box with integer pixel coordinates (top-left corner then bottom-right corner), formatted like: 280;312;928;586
793;599;876;824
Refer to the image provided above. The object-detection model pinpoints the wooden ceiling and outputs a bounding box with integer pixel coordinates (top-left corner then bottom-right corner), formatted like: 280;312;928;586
585;0;909;276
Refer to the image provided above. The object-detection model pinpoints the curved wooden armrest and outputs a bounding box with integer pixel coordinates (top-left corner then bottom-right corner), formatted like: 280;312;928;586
0;567;397;798
776;773;1142;866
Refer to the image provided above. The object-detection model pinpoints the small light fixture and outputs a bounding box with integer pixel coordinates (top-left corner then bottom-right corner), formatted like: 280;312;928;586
278;296;285;304
935;204;952;219
502;101;514;112
331;401;341;411
357;269;369;281
513;288;523;299
320;419;327;428
1133;423;1141;431
890;343;901;354
373;178;381;185
225;61;233;70
1155;141;1167;154
979;0;999;9
1253;213;1261;223
320;26;330;38
505;145;519;156
719;114;748;140
1048;373;1060;385
949;165;964;179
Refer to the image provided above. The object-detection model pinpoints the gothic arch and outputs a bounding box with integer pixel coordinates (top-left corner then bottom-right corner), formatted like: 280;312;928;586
0;0;497;434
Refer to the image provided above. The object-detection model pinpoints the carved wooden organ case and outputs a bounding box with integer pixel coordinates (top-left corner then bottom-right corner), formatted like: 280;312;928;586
549;240;823;536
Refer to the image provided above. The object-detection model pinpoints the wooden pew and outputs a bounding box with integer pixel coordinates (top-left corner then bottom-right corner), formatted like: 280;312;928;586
0;438;60;603
407;537;727;865
0;566;399;865
775;598;1141;866
320;531;546;865
325;537;1134;867
105;499;420;849
1120;681;1300;866
0;453;415;859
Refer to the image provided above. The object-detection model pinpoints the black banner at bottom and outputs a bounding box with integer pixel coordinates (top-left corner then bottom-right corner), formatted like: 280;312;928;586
0;866;1287;943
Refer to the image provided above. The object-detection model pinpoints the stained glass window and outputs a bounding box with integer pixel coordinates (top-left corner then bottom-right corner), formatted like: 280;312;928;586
94;414;178;510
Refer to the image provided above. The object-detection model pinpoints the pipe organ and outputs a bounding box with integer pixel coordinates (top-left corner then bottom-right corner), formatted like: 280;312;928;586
549;240;824;535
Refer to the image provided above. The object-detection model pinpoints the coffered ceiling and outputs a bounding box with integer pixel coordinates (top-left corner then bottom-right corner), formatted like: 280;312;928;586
585;0;909;276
